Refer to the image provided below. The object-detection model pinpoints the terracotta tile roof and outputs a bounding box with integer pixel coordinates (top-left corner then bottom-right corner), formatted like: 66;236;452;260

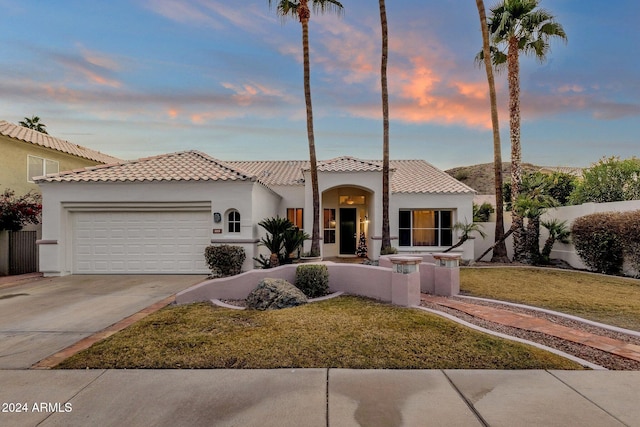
228;160;308;186
36;150;259;183
0;120;121;164
315;156;383;172
234;157;474;194
389;160;475;194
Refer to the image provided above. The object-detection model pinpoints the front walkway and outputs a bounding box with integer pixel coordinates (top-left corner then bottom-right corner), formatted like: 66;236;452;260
422;295;640;363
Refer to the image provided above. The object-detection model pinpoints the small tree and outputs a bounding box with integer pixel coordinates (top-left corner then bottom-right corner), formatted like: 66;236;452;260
444;221;487;253
570;157;640;204
255;217;308;268
0;189;42;232
540;219;570;264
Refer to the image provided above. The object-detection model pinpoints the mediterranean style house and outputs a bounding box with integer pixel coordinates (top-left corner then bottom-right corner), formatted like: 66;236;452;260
0;120;121;275
36;150;475;276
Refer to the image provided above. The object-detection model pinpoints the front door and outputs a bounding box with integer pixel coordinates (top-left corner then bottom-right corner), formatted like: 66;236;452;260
339;208;357;255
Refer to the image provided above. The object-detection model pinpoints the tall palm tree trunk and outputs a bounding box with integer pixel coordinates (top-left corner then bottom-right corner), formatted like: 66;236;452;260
475;0;508;262
379;0;391;251
508;36;525;262
299;2;321;256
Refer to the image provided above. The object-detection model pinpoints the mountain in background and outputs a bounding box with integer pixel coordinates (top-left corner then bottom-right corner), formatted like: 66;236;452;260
445;163;583;195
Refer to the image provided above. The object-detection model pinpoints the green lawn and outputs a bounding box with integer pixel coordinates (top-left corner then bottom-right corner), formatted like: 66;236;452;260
461;267;640;330
57;296;582;370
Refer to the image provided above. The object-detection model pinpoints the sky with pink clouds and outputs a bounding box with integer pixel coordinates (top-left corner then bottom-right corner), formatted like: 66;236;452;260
1;0;638;170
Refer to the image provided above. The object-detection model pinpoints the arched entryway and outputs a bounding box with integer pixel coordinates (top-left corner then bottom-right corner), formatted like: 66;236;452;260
321;186;374;258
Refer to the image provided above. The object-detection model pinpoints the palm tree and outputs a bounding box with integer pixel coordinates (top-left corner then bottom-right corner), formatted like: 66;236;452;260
269;0;343;257
444;221;487;253
513;173;557;264
474;0;509;263
540;219;570;263
379;0;392;253
19;115;48;134
486;0;567;261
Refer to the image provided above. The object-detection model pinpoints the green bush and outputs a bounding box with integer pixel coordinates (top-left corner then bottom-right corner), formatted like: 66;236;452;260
570;157;640;204
380;246;398;255
571;213;624;275
204;245;246;277
295;264;329;298
473;202;494;222
617;211;640;275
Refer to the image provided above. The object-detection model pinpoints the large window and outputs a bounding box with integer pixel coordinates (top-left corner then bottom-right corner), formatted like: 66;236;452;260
398;210;453;247
323;209;336;244
228;210;241;233
28;155;59;182
287;208;303;228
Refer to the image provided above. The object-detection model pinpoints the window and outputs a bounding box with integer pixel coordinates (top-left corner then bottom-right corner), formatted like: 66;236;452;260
228;210;241;233
287;208;303;228
27;155;59;182
323;209;336;244
399;210;453;247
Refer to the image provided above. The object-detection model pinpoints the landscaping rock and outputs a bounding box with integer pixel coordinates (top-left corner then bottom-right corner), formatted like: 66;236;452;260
246;278;308;310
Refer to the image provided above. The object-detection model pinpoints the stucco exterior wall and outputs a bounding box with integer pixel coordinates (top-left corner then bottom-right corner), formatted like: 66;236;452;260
0;136;103;196
38;180;270;275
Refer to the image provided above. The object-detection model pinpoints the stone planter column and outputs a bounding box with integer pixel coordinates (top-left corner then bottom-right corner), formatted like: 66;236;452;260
432;253;461;296
389;256;422;307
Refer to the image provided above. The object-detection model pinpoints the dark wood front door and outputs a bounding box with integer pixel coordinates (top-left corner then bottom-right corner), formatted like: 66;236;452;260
339;208;357;255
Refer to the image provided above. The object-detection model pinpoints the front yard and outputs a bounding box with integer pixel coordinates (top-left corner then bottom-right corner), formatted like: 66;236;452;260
57;296;582;370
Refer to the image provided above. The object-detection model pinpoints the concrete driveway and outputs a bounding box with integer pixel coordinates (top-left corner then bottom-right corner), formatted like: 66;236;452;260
0;275;206;369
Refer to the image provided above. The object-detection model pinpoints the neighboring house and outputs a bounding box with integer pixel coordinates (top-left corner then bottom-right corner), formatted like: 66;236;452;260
0;120;121;196
36;150;475;276
0;120;121;275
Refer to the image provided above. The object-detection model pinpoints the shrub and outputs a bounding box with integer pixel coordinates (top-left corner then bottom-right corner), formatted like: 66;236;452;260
571;213;623;275
0;189;42;232
570;157;640;204
380;246;398;255
204;245;246;277
473;202;494;222
617;210;640;275
295;264;329;298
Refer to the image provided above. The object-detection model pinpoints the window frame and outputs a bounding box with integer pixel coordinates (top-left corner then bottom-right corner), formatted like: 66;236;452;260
398;209;453;247
227;210;241;233
287;208;304;228
323;208;336;244
27;155;59;183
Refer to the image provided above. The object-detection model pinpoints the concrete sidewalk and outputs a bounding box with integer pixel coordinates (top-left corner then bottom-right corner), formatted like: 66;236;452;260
0;369;637;426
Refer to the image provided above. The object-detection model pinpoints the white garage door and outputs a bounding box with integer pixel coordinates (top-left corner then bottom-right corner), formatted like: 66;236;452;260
72;211;211;274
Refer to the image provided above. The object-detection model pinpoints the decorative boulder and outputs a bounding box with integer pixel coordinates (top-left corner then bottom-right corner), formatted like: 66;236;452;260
246;278;308;310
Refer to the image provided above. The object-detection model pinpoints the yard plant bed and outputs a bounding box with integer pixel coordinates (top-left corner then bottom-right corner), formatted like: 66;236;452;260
461;267;640;331
56;296;582;370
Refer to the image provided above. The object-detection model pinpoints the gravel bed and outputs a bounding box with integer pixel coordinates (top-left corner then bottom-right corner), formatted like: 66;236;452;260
421;299;640;370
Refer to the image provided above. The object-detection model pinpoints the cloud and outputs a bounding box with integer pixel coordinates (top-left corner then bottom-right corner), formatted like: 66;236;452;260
44;45;123;88
141;0;224;29
142;0;271;33
307;18;498;129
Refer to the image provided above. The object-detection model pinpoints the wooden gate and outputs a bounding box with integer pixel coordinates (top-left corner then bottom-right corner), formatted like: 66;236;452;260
9;231;38;275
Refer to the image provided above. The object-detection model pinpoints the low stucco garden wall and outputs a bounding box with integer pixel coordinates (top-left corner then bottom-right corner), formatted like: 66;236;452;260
176;256;459;306
175;262;393;304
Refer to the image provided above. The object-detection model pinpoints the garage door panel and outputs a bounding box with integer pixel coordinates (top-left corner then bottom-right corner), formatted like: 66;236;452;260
73;211;211;274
